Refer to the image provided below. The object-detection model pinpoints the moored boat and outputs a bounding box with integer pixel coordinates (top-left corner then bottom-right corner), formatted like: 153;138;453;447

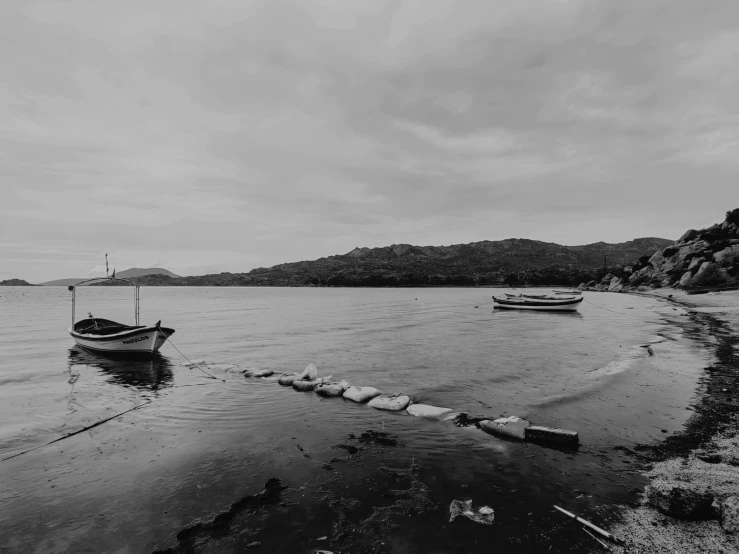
67;255;175;356
554;290;582;295
493;296;583;312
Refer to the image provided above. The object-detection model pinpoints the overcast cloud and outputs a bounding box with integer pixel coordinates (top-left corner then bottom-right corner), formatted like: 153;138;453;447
2;0;738;282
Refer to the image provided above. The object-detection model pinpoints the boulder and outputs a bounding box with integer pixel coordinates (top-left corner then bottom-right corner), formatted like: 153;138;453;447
608;277;622;291
690;262;730;287
649;250;665;269
406;404;454;418
720;496;739;533
292;379;317;392
525;425;579;445
367;393;410;411
679;271;693;287
315;382;347;397
679;229;699;243
713;248;734;267
688;257;705;271
343;386;382;403
480;416;530;440
278;373;298;386
646;481;715;520
253;369;274;377
577;282;587;291
300;363;318;380
586;280;597;288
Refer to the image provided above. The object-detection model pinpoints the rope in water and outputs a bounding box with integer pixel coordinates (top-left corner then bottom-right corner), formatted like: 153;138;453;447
1;399;152;462
582;298;633;316
159;326;222;381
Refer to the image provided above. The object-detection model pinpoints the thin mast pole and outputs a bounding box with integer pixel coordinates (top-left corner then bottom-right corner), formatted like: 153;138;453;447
71;287;75;327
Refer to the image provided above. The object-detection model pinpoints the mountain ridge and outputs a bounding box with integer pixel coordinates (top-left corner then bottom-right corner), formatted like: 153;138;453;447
98;236;673;287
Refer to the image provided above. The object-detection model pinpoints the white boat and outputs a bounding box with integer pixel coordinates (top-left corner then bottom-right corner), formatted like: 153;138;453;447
493;296;583;312
67;256;174;356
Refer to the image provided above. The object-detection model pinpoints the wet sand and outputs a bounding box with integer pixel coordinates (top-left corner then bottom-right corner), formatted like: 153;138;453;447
607;289;739;553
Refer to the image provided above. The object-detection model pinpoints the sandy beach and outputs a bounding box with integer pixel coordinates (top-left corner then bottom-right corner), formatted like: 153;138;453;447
607;289;739;553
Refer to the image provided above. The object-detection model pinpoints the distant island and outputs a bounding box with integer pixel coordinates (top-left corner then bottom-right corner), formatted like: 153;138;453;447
0;279;34;286
90;237;673;288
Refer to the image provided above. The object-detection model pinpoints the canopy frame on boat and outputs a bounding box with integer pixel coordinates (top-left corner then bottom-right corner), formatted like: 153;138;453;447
68;269;140;329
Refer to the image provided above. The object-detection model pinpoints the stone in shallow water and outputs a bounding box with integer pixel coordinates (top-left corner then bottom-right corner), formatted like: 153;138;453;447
315;382;346;397
406;404;453;418
253;369;274;377
480;416;530;439
646;480;715;520
299;363;318;380
293;379;316;392
367;393;410;411
525;425;579;445
342;386;381;403
278;373;297;386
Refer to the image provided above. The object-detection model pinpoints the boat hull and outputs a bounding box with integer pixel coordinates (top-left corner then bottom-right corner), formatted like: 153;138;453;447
69;325;174;355
494;297;583;312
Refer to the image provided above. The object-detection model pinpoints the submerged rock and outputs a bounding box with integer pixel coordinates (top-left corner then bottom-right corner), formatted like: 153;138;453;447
406;404;453;418
368;393;410;411
253;369;274;377
343;386;381;403
646;480;715;520
278;373;298;386
480;416;530;439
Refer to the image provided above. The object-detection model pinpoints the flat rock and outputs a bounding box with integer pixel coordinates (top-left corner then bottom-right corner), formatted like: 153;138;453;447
253;369;274;377
525;425;579;445
406;404;454;418
720;496;739;533
367;394;410;411
278;373;298;386
480;416;530;439
292;379;316;392
343;386;381;403
315;383;346;397
646;480;715;520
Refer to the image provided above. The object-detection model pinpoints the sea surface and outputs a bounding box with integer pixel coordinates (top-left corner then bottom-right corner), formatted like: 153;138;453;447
0;287;713;552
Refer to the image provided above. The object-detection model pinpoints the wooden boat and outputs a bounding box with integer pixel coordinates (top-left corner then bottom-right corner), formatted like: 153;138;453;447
493;296;583;312
67;255;174;356
554;290;582;295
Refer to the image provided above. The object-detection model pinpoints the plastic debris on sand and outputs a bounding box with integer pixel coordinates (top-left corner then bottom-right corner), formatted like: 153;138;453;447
449;499;495;525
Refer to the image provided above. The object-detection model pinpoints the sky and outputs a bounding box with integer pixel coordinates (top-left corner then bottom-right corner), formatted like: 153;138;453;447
1;0;738;282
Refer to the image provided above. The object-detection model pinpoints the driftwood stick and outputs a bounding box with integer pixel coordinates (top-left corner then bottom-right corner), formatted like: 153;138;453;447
554;505;623;545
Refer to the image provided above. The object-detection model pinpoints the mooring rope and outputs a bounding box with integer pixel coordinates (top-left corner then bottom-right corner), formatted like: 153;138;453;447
582;298;632;316
159;327;222;382
1;399;152;462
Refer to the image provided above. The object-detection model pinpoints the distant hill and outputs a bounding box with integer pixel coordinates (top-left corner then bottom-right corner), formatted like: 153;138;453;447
41;268;180;286
115;268;180;279
0;279;35;286
98;237;673;287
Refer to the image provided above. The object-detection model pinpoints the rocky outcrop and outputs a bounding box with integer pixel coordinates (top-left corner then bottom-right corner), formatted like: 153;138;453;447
585;209;739;291
720;496;739;533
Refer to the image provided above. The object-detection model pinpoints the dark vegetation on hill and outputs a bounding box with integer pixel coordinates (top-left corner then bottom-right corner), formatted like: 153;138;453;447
0;279;34;286
92;237;672;287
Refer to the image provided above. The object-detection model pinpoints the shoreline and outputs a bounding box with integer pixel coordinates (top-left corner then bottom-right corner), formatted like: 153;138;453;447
606;289;739;552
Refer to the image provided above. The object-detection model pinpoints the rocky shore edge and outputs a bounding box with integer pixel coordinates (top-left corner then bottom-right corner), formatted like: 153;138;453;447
604;289;739;553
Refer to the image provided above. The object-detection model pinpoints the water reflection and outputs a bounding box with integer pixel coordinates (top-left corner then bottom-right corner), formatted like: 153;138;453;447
68;348;174;391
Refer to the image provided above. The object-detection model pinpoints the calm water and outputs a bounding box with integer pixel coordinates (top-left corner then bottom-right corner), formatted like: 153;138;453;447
0;287;712;552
